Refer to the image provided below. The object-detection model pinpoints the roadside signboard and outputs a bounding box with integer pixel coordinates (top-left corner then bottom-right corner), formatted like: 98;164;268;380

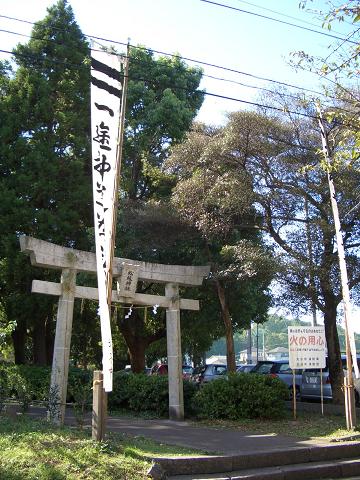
288;326;326;370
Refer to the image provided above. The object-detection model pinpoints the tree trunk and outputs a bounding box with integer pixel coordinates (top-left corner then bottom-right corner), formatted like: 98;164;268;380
12;322;27;364
116;308;166;373
45;315;54;366
129;156;142;200
215;278;236;372
192;351;206;368
126;341;147;373
322;290;344;404
33;318;47;366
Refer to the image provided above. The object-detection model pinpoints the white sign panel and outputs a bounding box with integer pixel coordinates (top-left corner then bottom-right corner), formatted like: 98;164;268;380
117;263;139;298
91;49;124;392
288;326;326;370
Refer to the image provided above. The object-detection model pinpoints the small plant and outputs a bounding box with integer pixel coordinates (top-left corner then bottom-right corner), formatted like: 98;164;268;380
0;368;8;415
68;372;92;429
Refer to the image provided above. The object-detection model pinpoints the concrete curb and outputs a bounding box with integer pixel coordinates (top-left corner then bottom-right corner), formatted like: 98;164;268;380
149;442;360;477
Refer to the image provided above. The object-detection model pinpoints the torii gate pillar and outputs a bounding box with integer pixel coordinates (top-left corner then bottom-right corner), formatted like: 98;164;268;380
165;283;184;420
49;268;76;425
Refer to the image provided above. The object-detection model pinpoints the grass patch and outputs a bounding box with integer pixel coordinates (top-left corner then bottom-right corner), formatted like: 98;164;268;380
193;410;359;440
0;415;200;480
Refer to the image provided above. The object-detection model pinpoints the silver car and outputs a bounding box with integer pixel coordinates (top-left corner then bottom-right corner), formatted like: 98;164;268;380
250;360;302;400
197;364;227;385
300;355;360;405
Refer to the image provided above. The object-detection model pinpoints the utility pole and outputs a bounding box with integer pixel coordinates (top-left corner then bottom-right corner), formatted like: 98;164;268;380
246;325;252;364
317;105;357;430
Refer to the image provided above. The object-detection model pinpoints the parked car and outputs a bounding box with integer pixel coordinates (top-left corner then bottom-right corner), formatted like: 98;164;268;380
190;366;204;384
300;355;360;405
250;360;302;400
195;364;227;385
121;366;152;374
236;364;257;374
150;363;193;379
182;365;194;380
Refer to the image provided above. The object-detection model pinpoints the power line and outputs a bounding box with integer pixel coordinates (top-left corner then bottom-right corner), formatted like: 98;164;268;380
0;30;339;113
4;45;359;131
0;46;320;121
0;21;341;101
0;16;359;117
199;0;359;46
235;0;349;34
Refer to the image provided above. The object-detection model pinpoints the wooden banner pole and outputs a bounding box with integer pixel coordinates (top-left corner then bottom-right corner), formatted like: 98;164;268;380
92;371;106;441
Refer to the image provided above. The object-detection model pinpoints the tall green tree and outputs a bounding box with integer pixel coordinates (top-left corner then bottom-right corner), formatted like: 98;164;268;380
167;107;360;402
167;123;274;372
123;47;204;200
293;1;360;165
0;0;92;364
111;49;205;372
224;109;360;403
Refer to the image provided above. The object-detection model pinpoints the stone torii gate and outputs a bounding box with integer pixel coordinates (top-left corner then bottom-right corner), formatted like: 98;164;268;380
20;236;209;425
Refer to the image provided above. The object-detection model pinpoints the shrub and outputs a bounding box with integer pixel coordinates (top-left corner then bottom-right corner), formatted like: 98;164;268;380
127;374;169;417
16;365;51;402
67;368;93;428
183;379;198;416
67;367;92;403
0;364;94;413
108;373;198;417
192;373;288;420
0;365;49;411
108;371;131;411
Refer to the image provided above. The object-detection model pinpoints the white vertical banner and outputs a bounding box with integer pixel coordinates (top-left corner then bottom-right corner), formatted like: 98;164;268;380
91;48;124;392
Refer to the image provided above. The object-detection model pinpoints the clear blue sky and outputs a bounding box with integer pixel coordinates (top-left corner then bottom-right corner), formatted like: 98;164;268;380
0;0;355;124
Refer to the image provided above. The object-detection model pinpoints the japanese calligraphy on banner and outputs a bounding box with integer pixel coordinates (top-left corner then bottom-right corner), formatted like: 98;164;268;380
91;48;125;392
117;263;139;298
288;326;326;370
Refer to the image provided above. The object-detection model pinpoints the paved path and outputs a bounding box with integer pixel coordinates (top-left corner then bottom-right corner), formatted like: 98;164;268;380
28;406;333;455
105;416;334;454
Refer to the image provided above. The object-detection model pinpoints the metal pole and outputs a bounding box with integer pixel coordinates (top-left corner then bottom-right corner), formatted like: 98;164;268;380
263;329;265;360
320;367;324;416
247;326;252;364
292;369;297;420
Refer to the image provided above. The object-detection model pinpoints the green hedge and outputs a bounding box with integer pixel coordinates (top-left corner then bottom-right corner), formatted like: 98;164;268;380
192;373;288;420
0;365;288;420
0;364;92;411
0;365;198;417
109;372;197;417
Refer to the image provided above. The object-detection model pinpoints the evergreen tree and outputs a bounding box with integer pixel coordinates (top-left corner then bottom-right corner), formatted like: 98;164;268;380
112;48;205;372
167;123;275;372
0;0;92;364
